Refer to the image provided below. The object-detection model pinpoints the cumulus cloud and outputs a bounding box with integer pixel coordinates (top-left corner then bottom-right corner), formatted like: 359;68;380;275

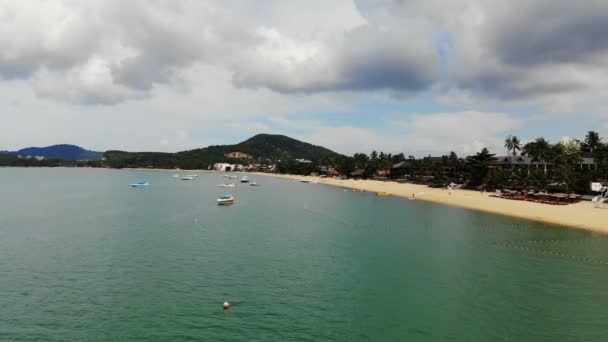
443;0;608;110
0;0;606;155
0;0;442;104
1;0;606;108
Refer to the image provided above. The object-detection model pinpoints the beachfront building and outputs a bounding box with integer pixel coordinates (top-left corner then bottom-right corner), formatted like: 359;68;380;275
491;155;541;169
391;161;412;179
492;152;598;170
214;163;236;172
350;169;365;179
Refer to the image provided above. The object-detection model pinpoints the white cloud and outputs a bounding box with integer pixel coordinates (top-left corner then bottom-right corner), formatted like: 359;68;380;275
0;0;606;154
398;111;523;156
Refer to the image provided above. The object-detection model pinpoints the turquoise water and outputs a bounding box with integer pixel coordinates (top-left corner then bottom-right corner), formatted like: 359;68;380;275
1;168;608;341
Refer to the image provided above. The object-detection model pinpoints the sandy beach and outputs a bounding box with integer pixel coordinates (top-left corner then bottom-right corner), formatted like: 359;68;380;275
253;172;608;234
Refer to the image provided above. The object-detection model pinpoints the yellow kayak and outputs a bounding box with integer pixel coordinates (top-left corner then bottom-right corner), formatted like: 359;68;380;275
376;192;392;197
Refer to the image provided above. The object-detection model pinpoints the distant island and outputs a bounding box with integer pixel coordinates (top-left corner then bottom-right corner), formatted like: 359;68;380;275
1;144;103;161
1;132;607;195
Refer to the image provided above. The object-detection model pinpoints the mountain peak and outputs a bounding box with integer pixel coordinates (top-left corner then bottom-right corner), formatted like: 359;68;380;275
3;144;103;161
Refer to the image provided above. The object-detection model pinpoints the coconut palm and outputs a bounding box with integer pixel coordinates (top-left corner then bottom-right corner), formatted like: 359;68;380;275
504;135;514;157
584;131;601;152
523;137;552;177
511;136;521;156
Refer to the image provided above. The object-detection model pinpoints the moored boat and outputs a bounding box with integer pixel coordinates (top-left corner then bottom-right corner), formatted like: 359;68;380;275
181;176;195;180
131;181;150;188
217;195;235;205
219;183;236;188
376;192;392;197
241;176;249;183
250;181;260;186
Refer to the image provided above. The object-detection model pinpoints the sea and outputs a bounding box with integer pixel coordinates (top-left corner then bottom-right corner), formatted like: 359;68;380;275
1;168;608;341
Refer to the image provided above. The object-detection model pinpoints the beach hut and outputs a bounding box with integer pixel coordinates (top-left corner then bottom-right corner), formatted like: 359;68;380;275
350;169;365;179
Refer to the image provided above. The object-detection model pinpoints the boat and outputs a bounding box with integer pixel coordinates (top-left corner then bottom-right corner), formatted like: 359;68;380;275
219;183;236;188
301;179;310;183
228;175;238;179
217;195;235;205
172;174;180;178
250;181;260;186
240;176;249;183
376;192;392;197
181;176;195;180
130;182;150;188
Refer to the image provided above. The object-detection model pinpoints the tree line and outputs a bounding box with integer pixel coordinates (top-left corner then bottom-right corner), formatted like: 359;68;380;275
277;131;608;194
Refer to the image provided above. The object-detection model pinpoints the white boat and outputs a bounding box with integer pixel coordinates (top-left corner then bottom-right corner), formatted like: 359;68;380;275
301;179;311;183
241;176;249;183
181;176;195;180
172;174;180;178
250;181;260;186
131;181;150;188
228;175;238;179
219;183;236;188
217;195;235;205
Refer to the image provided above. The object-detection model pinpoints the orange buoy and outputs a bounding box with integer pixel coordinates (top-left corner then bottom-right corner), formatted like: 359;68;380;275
223;302;230;310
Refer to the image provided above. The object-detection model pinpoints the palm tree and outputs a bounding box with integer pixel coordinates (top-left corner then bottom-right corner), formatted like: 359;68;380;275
584;131;601;152
511;136;521;156
504;135;514;157
523;138;552;177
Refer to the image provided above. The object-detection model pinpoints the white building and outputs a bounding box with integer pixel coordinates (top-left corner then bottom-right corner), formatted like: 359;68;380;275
214;163;236;172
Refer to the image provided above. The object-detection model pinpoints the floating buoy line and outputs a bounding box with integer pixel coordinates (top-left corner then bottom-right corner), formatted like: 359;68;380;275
500;239;608;266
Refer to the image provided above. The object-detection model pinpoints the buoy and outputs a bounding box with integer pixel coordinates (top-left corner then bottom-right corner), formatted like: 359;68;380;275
223;302;230;310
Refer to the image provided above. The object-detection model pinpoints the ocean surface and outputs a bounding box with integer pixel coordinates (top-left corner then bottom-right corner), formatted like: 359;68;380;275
1;168;608;341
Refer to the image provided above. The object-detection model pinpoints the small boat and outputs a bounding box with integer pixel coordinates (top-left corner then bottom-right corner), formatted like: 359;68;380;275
219;183;236;188
172;174;180;178
250;181;260;186
131;182;150;188
181;176;195;180
228;175;238;179
301;179;310;183
217;195;235;205
241;176;249;183
376;192;392;197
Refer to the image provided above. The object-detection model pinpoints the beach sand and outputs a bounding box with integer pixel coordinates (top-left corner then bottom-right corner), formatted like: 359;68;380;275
254;173;608;234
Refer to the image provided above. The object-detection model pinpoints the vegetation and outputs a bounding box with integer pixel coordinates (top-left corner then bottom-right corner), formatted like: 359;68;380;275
274;131;608;195
3;131;608;195
102;134;341;169
1;144;102;161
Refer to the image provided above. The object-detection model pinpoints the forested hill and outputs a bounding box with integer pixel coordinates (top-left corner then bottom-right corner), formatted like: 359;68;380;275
1;144;103;161
103;134;342;169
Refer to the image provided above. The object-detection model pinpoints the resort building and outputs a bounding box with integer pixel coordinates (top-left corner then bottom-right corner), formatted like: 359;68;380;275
350;169;365;179
491;153;598;170
214;163;236;171
225;152;252;159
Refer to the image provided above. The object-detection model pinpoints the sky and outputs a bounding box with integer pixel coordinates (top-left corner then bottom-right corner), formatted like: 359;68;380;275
1;0;607;156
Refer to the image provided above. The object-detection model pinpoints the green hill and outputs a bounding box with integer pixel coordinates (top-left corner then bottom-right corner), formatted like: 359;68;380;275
2;144;102;161
103;134;341;169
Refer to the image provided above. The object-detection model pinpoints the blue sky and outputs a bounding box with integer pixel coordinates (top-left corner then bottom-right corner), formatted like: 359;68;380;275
1;0;607;156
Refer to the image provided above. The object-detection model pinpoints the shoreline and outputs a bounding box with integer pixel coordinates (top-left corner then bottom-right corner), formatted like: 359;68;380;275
4;167;607;234
252;172;608;234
